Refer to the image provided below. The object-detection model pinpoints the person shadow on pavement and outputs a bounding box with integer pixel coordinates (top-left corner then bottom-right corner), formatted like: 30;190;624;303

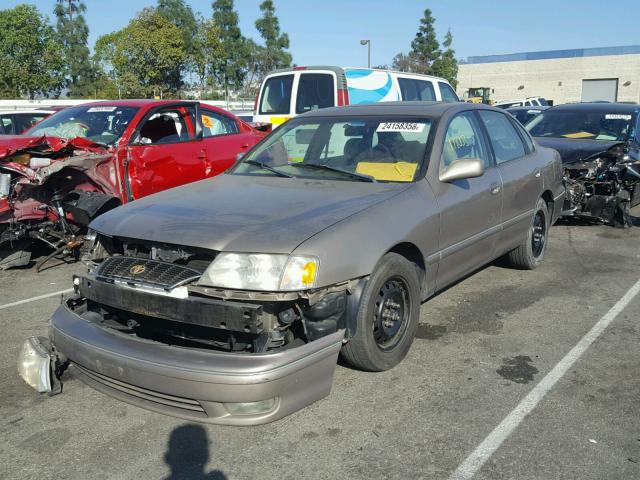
163;424;228;480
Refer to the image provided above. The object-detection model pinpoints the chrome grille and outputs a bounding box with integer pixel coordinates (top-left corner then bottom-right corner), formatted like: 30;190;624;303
96;256;201;290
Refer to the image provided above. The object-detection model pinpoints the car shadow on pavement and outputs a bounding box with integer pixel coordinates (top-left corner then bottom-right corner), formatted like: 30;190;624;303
163;424;228;480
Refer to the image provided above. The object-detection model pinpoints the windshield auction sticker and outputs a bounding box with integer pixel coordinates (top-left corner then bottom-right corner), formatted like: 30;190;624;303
376;122;425;133
605;114;632;120
87;106;117;113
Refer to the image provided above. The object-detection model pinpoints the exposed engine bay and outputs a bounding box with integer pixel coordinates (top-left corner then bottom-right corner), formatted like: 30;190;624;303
563;143;640;227
71;234;360;354
0;136;121;270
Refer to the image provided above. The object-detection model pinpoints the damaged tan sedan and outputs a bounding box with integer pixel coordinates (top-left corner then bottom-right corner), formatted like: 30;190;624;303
19;102;564;425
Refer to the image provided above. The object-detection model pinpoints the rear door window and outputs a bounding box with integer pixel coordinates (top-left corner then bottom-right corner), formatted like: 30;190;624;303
259;75;294;115
398;78;436;101
478;110;526;164
201;110;238;137
295;73;335;114
438;82;459;102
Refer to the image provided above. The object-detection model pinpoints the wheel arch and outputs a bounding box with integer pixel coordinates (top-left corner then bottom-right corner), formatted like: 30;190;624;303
541;189;554;218
385;242;427;295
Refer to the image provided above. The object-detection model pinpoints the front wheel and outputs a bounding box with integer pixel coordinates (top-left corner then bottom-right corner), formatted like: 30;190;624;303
341;253;420;372
505;198;549;269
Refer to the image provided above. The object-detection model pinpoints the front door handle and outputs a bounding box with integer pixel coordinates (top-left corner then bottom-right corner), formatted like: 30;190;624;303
490;183;501;195
533;169;541;178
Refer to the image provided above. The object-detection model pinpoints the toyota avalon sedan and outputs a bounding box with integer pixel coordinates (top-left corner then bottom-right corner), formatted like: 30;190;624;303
20;102;564;425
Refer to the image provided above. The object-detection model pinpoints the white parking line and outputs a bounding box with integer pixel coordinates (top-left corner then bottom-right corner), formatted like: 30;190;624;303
449;277;640;480
0;289;73;311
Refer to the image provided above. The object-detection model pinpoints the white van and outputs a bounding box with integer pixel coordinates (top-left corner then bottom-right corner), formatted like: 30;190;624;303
253;66;460;126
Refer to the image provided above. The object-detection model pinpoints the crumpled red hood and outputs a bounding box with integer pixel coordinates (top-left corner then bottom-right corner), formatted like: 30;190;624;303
0;135;107;161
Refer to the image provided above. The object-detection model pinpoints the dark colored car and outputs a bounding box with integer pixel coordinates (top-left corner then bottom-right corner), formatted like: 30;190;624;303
22;102;564;424
506;105;549;125
0;109;54;134
0;100;268;267
526;102;640;226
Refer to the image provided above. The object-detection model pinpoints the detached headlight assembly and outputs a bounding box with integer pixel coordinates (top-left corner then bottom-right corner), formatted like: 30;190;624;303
198;253;318;291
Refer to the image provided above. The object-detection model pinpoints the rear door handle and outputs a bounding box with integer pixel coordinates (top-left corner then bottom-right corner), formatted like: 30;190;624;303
490;183;501;195
533;169;541;178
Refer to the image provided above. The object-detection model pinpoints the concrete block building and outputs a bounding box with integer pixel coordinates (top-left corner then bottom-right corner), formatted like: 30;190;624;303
457;45;640;105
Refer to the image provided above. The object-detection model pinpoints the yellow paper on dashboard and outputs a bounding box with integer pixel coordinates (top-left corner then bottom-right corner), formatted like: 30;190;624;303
563;132;594;139
356;162;418;182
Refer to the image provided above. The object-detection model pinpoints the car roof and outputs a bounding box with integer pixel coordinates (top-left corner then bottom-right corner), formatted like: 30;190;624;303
51;100;238;118
297;101;486;118
70;99;228;109
545;102;639;114
0;109;54;114
72;99;192;108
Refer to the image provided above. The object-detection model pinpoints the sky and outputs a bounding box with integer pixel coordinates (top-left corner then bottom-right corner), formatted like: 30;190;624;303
5;0;640;67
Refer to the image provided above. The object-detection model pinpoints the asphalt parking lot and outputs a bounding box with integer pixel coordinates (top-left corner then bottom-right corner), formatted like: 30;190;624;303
1;209;640;480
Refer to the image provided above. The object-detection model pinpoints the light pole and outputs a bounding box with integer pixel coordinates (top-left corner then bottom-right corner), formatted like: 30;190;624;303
360;39;371;68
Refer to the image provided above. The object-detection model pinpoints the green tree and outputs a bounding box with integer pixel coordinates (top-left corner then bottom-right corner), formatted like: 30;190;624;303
54;0;94;97
255;0;291;75
410;8;440;73
191;17;225;97
93;8;186;98
0;4;65;99
156;0;197;91
211;0;248;98
431;29;458;87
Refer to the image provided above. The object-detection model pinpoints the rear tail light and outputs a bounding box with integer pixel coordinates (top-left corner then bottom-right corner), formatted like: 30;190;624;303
293;66;307;71
337;88;349;106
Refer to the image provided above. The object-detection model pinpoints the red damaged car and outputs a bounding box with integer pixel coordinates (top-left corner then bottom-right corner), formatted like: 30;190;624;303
0;100;268;268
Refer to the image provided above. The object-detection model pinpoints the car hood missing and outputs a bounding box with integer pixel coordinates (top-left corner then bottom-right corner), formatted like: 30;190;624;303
534;137;623;164
90;174;409;254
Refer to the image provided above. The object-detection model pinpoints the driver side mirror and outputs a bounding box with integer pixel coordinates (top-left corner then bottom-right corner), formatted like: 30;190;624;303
439;158;485;183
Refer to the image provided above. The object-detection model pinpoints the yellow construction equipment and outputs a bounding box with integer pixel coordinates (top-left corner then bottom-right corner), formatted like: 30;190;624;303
466;87;494;105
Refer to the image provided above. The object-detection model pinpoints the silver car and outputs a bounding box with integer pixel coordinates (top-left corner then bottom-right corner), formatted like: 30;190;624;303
28;102;564;425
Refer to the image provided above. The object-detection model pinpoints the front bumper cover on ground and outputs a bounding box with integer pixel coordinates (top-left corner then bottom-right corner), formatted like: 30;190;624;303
50;300;344;425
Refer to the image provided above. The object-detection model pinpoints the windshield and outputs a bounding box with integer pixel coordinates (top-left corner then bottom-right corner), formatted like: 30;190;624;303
233;117;433;182
526;110;634;141
28;105;139;145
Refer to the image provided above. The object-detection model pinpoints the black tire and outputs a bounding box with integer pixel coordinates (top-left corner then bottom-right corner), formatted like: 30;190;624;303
505;198;549;270
341;253;420;372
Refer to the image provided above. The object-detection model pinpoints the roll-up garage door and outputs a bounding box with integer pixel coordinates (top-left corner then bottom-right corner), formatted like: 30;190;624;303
581;79;618;102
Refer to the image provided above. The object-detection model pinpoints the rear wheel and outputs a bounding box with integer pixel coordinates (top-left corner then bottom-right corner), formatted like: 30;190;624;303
505;198;549;270
341;253;420;372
